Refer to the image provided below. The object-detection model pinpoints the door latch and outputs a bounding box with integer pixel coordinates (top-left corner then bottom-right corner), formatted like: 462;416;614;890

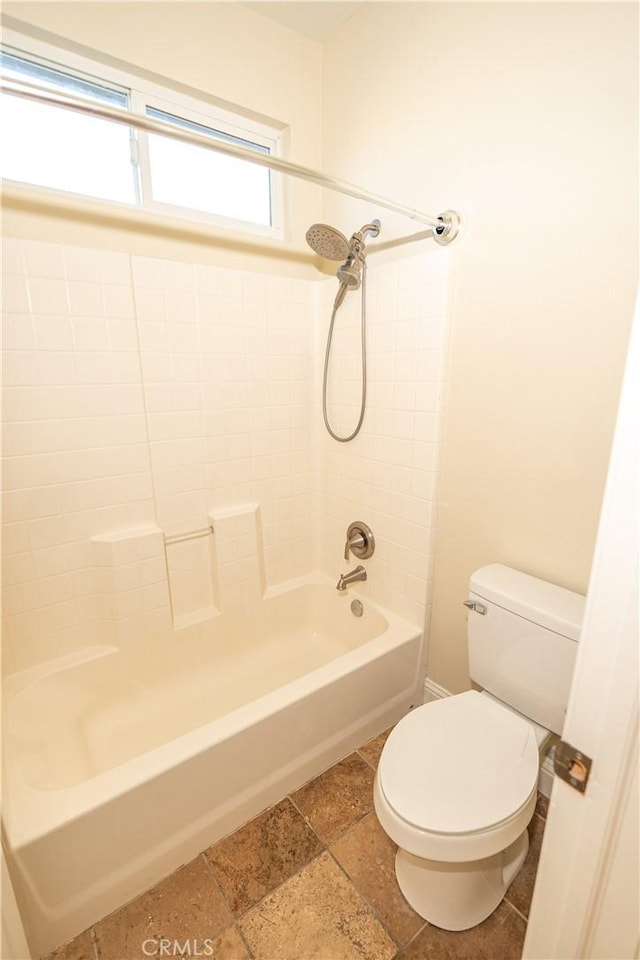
554;739;592;793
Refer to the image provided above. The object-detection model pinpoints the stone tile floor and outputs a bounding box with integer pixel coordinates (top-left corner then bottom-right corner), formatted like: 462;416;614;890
46;729;548;960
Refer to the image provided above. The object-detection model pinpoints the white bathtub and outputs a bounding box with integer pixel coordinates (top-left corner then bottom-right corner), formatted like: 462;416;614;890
3;579;423;957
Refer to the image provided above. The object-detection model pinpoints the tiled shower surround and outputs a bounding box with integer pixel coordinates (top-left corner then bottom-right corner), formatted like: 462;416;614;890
1;239;451;674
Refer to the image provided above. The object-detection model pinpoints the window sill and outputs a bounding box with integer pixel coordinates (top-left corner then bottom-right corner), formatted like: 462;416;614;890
1;180;309;264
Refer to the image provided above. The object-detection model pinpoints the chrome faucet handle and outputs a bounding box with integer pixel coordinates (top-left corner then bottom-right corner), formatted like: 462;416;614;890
344;532;365;561
344;521;375;562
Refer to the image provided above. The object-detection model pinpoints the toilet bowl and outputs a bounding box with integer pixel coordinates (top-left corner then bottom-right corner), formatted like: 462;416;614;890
374;690;541;930
373;564;585;931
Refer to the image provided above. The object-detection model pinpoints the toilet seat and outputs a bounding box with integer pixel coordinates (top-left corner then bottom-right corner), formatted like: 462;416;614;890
375;691;539;860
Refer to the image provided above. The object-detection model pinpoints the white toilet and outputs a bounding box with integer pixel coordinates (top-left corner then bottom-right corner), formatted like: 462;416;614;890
374;563;585;932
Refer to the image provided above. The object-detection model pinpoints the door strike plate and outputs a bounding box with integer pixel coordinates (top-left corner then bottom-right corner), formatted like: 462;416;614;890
554;739;593;793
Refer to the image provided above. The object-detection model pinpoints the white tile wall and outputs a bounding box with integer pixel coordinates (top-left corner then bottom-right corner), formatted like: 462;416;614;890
1;240;316;671
91;527;170;644
1;238;450;675
210;504;266;609
132;255;315;587
2;240;155;673
318;250;452;626
165;533;219;630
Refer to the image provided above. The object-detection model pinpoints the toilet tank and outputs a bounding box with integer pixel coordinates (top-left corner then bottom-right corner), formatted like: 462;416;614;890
467;564;585;735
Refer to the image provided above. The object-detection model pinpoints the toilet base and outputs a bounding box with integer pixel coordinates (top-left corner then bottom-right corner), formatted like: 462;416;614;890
395;829;529;931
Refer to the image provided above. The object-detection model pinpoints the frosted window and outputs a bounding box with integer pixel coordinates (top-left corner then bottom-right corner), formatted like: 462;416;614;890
0;52;136;204
146;107;272;227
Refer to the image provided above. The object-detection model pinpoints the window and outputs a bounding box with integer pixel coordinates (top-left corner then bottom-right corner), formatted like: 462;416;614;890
0;34;281;235
1;52;136;204
143;106;272;228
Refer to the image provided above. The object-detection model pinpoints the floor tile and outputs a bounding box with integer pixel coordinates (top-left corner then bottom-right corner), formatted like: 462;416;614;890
204;797;323;916
42;740;547;960
291;752;376;843
331;813;424;946
358;727;393;770
402;901;526;960
505;813;546;918
206;925;251;958
43;929;95;960
239;850;396;960
94;856;232;960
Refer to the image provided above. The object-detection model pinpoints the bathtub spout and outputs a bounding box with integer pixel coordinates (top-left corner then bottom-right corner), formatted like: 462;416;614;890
336;565;367;592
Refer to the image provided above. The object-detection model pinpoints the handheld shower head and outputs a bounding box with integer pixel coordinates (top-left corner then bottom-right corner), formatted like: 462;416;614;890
336;256;362;291
305;224;351;261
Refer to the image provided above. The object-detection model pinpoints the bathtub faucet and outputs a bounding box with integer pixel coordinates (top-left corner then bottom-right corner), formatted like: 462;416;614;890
336;565;367;592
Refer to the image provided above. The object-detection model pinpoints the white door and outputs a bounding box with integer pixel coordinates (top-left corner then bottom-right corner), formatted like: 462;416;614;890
523;293;639;960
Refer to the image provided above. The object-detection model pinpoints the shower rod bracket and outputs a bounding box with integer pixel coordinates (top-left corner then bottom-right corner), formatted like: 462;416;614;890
432;210;463;246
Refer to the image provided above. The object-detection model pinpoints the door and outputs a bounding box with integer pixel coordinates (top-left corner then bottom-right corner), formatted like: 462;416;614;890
523;293;639;960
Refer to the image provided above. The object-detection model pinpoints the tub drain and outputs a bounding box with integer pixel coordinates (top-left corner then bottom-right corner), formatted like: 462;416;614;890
350;599;364;618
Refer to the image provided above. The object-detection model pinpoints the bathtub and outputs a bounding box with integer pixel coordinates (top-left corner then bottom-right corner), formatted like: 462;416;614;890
2;578;423;957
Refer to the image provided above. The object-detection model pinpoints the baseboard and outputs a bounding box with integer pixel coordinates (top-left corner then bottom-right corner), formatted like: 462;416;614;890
422;676;555;800
538;750;555;800
423;677;451;703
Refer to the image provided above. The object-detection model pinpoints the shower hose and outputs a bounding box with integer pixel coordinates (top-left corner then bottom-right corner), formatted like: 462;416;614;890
322;260;367;443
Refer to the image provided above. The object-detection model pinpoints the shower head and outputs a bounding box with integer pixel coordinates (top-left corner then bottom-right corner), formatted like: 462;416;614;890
336;256;362;291
307;219;381;308
305;223;351;261
306;220;381;261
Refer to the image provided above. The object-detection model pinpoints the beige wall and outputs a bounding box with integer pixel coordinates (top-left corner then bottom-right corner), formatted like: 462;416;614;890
323;2;638;691
2;2;323;274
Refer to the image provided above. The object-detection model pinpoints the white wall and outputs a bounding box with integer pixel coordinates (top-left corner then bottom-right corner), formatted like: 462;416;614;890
322;2;639;691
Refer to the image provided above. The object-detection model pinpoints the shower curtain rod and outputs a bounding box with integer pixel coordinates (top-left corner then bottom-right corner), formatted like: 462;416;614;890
3;80;462;245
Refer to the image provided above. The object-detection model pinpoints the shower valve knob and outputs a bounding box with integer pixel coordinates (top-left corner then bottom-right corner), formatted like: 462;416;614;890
344;521;375;561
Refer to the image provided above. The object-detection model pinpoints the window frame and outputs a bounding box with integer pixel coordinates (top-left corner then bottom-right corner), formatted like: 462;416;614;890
1;27;285;239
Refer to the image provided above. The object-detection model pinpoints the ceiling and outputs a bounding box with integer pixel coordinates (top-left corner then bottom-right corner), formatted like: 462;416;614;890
243;2;363;42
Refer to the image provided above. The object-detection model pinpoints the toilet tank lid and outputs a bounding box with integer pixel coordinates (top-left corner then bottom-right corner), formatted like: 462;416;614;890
470;564;585;641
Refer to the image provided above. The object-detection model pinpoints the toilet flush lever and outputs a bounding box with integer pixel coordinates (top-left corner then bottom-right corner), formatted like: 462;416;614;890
463;599;487;615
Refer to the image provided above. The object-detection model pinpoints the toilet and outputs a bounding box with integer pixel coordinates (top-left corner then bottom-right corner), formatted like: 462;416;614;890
374;563;585;932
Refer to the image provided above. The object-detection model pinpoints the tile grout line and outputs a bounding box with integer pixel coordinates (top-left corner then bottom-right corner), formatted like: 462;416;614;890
288;788;374;850
325;844;425;954
231;921;256;960
221;784;387;939
202;798;331;933
197;849;242;952
233;848;329;925
219;830;407;960
289;732;423;955
356;746;383;772
286;789;337;851
502;896;530;926
399;919;431;957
